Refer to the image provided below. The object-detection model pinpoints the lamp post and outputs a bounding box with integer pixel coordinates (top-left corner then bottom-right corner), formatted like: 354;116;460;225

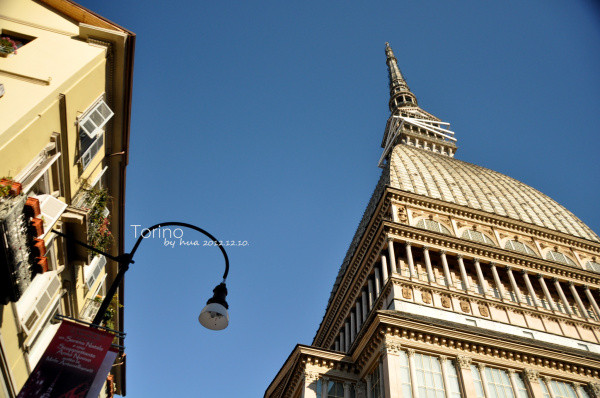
52;222;230;331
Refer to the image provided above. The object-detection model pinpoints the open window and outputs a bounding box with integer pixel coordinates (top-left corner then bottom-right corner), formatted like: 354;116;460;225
78;97;113;171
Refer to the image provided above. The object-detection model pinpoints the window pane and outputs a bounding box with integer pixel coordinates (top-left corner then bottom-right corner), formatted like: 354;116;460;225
398;350;412;398
90;110;104;127
414;354;446;398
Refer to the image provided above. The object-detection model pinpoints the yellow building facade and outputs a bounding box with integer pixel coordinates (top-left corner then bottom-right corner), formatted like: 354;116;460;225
0;1;134;396
266;44;600;398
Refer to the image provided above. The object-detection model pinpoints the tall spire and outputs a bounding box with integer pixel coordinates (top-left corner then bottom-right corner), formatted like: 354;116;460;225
379;42;457;164
385;42;418;112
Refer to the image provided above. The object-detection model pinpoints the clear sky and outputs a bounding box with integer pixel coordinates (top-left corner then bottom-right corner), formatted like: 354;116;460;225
75;1;599;396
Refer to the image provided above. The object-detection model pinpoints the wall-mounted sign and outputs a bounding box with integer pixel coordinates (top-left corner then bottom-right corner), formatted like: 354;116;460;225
17;320;115;398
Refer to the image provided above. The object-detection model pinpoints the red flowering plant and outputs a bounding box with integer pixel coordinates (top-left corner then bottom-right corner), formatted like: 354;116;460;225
82;185;114;254
0;37;18;55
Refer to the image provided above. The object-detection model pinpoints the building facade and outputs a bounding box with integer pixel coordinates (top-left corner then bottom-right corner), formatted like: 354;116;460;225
265;44;600;398
0;1;134;396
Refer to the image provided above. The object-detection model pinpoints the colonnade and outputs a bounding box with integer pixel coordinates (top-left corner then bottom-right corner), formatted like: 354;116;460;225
333;237;600;352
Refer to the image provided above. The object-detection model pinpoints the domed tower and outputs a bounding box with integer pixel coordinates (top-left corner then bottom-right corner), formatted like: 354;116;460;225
266;44;600;398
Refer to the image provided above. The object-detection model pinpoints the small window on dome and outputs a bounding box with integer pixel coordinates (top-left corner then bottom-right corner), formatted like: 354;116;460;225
545;250;576;266
461;230;495;245
415;219;452;235
586;261;600;273
505;240;537;256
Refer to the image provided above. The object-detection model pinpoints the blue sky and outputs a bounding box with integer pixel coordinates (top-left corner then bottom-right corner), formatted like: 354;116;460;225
76;1;599;396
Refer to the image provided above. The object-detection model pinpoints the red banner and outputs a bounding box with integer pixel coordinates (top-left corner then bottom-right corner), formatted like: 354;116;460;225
17;320;115;398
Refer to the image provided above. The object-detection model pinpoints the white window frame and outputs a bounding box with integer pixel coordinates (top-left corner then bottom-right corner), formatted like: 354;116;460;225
21;152;61;194
78;98;113;139
15;271;62;336
80;132;104;171
85;255;107;290
34;194;68;239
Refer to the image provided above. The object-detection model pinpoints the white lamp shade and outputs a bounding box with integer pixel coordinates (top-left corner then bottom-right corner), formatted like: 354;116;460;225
199;302;229;330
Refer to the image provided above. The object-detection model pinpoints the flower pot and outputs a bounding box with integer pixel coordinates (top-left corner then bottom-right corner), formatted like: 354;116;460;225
30;218;44;237
32;238;46;257
0;179;22;196
25;197;41;218
36;256;48;273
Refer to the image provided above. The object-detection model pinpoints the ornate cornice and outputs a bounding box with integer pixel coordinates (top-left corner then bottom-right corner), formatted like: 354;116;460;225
353;315;600;380
388;189;600;252
383;222;600;285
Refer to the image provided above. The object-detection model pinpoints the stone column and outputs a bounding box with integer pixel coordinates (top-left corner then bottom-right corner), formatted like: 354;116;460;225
388;238;398;274
366;375;373;398
423;247;435;283
345;321;351;351
440;251;453;288
362;290;368;322
522;271;540;307
478;364;492;398
474;259;487;296
439;356;452;398
584;287;600;320
455;356;477;398
335;339;340;351
368;279;374;310
321;376;329;398
381;256;389;283
505;267;522;303
538;275;557;311
355;381;366;398
569;282;588;318
407;349;419;398
507;370;521;398
374;268;382;298
340;330;345;352
350;312;356;343
344;382;352;398
553;278;572;315
490;263;505;300
405;243;416;278
356;301;362;331
457;255;470;291
572;382;585;398
543;376;557;398
301;371;318;398
378;362;385;398
380;341;403;398
524;369;545;398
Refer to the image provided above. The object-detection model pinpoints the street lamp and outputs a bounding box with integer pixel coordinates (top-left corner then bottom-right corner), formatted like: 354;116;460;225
52;222;230;331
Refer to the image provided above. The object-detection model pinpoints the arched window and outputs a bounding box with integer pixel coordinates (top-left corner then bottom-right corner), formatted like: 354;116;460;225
586;261;600;273
415;219;452;235
504;240;537;256
461;230;495;245
545;250;576;266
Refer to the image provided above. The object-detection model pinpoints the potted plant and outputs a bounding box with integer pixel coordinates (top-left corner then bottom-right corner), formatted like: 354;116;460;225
0;178;22;196
25;197;41;218
32;238;46;258
30;218;44;237
36;256;48;273
0;37;18;57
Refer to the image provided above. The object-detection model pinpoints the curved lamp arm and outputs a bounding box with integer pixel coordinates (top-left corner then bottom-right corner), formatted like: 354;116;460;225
128;222;229;281
52;222;231;327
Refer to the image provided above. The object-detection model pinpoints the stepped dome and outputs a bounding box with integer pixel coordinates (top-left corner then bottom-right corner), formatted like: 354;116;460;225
389;144;599;242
